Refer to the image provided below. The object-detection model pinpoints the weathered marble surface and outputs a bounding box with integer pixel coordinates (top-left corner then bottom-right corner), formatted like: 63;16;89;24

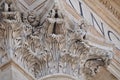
0;0;115;80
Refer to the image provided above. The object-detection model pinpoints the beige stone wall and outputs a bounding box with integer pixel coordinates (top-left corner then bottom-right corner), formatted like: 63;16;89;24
0;61;35;80
12;66;31;80
0;65;12;80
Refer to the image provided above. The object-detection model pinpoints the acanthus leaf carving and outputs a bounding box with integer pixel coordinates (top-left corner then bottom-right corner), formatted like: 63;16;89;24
0;22;8;66
0;0;115;80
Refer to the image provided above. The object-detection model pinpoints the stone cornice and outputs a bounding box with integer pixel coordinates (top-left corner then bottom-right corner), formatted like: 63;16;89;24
83;0;120;34
98;0;120;20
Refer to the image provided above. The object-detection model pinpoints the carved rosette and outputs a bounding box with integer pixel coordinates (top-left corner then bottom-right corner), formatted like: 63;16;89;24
0;0;114;80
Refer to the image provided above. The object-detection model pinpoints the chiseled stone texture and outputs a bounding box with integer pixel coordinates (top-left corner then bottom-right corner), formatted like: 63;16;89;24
0;0;118;80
